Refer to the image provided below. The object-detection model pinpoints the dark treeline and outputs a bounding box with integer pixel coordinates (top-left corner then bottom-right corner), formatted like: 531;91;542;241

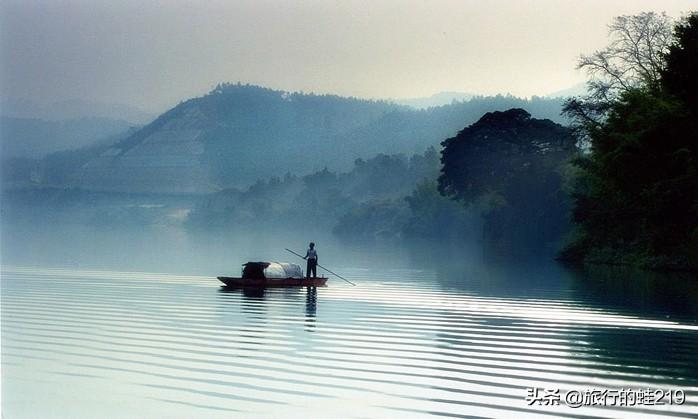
559;12;698;270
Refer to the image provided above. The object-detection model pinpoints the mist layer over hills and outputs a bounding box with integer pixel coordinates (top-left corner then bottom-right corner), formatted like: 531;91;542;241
0;116;134;158
0;97;155;124
0;97;152;160
8;83;566;194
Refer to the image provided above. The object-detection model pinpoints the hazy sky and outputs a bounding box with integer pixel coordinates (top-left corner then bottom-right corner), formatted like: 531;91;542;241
2;0;696;112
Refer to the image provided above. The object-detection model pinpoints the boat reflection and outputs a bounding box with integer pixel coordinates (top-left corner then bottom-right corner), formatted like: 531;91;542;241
217;285;320;331
305;286;317;332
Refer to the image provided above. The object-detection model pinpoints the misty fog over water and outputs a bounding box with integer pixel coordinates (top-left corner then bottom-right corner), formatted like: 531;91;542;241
1;221;448;276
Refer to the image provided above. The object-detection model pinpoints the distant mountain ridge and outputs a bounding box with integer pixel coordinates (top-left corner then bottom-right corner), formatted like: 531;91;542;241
393;91;474;109
24;83;567;194
545;82;588;98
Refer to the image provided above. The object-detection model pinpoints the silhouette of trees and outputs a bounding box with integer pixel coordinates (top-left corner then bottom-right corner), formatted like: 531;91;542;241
564;12;674;140
662;14;698;113
438;109;577;253
560;12;698;270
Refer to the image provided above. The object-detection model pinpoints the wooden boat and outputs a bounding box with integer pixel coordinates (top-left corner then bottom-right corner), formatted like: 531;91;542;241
220;261;327;287
218;276;328;287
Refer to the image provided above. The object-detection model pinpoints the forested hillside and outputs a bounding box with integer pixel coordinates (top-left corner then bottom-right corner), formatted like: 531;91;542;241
12;84;566;194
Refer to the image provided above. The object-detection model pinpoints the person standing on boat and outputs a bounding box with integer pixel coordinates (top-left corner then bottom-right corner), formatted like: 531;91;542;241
304;242;318;278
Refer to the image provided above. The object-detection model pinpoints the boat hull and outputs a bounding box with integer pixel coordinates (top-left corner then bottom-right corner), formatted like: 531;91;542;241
217;277;328;287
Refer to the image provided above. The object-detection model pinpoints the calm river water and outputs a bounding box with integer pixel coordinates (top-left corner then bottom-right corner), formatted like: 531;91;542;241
2;226;697;418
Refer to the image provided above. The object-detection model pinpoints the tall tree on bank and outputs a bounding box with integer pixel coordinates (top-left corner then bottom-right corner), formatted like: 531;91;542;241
563;12;674;140
561;12;698;270
438;109;577;254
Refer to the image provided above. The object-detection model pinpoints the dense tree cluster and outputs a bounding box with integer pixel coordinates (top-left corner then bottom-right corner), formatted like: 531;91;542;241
438;109;577;254
560;13;698;270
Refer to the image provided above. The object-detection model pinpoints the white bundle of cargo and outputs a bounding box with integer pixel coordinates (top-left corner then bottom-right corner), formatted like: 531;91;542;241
264;262;303;279
241;262;303;279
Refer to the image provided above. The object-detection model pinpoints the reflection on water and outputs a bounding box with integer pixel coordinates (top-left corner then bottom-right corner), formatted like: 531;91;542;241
2;258;697;418
1;223;697;418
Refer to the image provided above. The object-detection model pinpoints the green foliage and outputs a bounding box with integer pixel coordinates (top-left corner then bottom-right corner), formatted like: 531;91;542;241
439;109;575;200
438;109;577;253
560;12;698;270
563;12;675;147
662;14;698;112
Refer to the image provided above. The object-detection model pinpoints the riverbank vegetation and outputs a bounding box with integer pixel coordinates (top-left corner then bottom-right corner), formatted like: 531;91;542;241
558;12;698;270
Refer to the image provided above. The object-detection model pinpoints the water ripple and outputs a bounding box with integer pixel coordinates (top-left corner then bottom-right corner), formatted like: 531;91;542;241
2;266;697;418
